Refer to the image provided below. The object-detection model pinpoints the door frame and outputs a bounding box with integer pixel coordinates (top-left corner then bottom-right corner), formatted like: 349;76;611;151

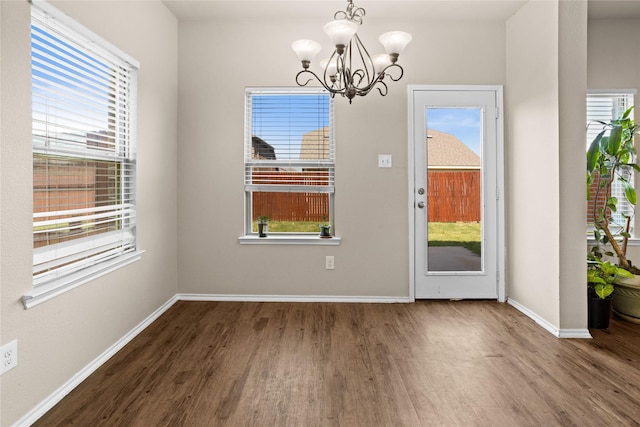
407;85;506;302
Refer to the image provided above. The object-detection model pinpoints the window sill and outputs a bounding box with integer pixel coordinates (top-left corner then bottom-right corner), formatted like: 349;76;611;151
238;235;341;245
23;250;144;309
588;237;640;246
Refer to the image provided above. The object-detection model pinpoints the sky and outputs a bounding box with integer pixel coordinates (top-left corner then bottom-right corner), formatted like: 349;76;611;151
32;22;114;145
252;96;483;160
426;108;482;156
251;94;330;161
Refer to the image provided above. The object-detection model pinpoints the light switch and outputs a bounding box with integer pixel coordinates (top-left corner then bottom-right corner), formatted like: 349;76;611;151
378;154;392;168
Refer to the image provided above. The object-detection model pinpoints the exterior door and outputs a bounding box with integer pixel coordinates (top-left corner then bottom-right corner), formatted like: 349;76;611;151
410;86;504;300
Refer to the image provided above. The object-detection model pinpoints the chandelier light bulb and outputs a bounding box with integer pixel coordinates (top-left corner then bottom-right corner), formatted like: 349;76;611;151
379;31;413;57
372;53;393;74
323;20;358;51
291;39;322;67
319;58;339;77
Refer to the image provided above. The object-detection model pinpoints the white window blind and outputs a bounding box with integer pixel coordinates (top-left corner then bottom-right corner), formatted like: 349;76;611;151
586;93;634;146
30;2;139;293
587;91;636;234
244;88;335;234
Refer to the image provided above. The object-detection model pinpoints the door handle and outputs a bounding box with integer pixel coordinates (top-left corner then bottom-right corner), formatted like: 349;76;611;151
417;201;425;209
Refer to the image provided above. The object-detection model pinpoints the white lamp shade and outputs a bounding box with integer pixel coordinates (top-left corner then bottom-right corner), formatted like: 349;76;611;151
292;39;322;62
319;58;339;76
372;54;392;74
323;20;358;46
378;31;413;55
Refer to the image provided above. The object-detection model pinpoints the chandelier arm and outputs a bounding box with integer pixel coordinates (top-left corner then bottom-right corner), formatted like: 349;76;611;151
295;70;334;93
353;73;386;98
375;80;389;97
352;69;367;86
381;64;405;82
352;34;375;89
331;51;346;92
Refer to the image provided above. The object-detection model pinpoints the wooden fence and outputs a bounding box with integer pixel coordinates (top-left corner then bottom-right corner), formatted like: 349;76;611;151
252;192;329;222
251;169;481;223
251;170;330;222
427;170;481;222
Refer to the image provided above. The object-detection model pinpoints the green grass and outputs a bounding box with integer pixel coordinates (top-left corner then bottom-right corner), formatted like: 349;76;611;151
251;221;481;255
428;222;481;255
252;221;322;233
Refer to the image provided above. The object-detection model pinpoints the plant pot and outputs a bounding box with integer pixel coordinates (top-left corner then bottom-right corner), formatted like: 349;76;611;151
588;295;613;329
613;274;640;323
258;222;268;238
319;225;332;238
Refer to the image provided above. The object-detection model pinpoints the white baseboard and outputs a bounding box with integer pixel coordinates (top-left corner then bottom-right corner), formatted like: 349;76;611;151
177;293;412;303
508;298;592;339
557;328;593;339
14;295;179;427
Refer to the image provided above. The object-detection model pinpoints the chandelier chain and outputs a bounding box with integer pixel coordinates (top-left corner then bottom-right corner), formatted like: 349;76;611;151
334;0;365;24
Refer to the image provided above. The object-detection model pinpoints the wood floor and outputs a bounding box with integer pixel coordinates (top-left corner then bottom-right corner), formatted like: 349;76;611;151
34;301;640;426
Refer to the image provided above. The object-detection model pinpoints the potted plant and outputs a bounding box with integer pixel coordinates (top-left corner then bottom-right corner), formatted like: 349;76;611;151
319;216;332;238
587;254;633;328
587;106;640;322
257;216;269;238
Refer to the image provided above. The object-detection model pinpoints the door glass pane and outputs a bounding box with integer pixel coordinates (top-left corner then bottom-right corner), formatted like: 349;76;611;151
426;108;482;272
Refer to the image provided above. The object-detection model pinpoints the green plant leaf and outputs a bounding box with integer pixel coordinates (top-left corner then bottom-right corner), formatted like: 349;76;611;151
594;283;614;299
624;182;637;205
607;125;623;155
588;273;606;285
622;105;634;120
615;267;634;279
587;131;604;172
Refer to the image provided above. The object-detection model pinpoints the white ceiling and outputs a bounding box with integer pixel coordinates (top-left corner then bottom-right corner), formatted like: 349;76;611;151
162;1;526;22
162;0;640;22
588;0;640;19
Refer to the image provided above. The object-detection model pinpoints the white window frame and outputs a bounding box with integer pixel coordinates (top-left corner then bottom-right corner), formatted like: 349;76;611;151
587;90;637;244
239;87;340;245
24;0;143;308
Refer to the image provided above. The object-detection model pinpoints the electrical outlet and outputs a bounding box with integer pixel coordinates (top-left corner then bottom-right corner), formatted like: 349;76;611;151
325;255;335;270
378;154;392;168
1;339;18;375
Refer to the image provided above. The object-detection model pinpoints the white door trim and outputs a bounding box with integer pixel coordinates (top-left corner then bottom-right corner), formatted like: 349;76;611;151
407;85;506;302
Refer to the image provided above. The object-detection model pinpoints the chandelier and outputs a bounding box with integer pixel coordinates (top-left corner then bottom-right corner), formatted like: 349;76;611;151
291;0;412;103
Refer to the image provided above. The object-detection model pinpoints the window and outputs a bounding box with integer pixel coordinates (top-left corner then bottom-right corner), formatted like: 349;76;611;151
243;88;335;239
27;1;140;307
586;91;636;237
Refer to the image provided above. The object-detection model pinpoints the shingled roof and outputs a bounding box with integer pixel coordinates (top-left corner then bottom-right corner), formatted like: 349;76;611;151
427;129;480;168
251;136;276;160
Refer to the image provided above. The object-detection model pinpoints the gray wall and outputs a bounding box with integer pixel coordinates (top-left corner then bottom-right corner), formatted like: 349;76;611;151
505;0;589;332
0;1;178;424
506;0;563;327
177;13;507;298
